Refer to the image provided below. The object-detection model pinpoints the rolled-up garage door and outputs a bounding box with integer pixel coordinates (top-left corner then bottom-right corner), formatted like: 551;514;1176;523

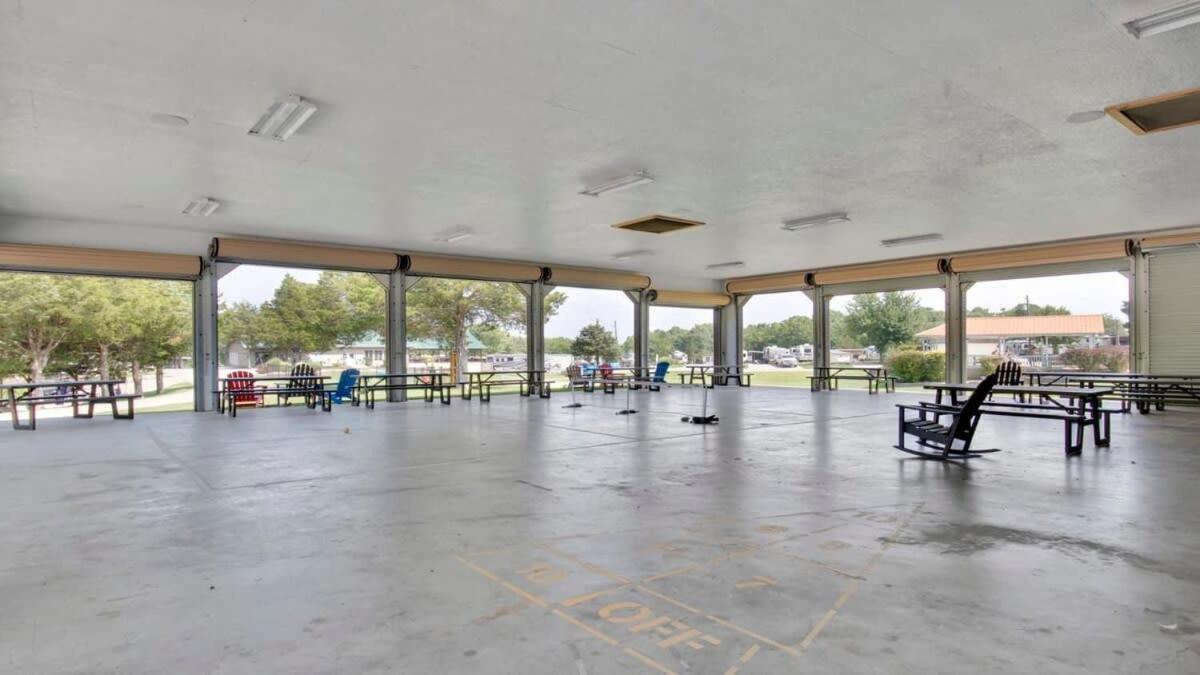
648;289;732;308
0;243;202;279
1148;248;1200;374
402;254;542;282
544;266;651;290
209;237;400;272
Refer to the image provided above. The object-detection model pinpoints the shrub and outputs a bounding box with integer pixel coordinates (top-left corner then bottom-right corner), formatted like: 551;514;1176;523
1061;347;1128;373
976;355;1003;376
886;350;945;382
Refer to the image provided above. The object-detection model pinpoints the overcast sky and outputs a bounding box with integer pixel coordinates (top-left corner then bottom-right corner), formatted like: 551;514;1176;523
220;266;1129;337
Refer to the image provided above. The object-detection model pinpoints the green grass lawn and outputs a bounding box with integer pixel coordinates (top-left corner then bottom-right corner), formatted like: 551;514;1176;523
746;367;926;392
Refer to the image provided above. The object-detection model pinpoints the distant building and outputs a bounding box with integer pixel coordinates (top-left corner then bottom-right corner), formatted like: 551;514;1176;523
917;315;1107;364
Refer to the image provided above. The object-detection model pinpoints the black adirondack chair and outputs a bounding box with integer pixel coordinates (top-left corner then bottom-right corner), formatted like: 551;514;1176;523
279;363;316;406
991;360;1024;402
895;374;999;461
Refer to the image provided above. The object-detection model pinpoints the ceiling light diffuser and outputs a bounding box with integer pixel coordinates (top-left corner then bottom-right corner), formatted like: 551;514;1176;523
182;197;220;217
248;95;318;141
580;171;654;197
782;212;850;231
1124;1;1200;38
705;261;745;271
439;229;473;244
880;233;943;247
611;249;652;261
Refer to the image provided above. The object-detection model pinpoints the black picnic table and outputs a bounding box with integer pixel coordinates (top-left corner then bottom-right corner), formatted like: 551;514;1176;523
462;370;550;402
924;383;1112;455
810;365;895;393
355;372;452;407
1051;374;1200;414
2;379;137;431
216;375;330;417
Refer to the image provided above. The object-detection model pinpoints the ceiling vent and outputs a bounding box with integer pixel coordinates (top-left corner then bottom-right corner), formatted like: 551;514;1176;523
1106;87;1200;135
612;214;705;235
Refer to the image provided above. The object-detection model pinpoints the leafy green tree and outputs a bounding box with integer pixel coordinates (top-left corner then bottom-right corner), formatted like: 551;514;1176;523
0;273;90;381
1102;313;1127;338
218;301;263;353
408;280;527;380
571;322;621;362
842;292;926;356
743;315;814;352
545;336;574;353
829;309;862;349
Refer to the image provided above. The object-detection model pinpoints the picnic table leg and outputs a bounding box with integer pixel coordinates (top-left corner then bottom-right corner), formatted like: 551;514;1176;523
10;389;36;430
1090;397;1110;447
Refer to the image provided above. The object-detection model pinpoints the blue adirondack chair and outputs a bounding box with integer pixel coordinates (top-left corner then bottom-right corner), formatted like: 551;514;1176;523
329;369;360;404
649;361;669;391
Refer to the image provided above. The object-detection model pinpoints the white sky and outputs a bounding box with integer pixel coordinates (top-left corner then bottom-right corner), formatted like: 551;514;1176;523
219;267;1130;336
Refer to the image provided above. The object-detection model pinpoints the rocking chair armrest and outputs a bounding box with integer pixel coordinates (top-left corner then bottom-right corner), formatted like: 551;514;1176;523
915;402;963;413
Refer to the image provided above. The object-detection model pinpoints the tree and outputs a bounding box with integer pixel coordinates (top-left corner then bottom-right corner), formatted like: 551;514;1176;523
842;292;926;356
218;301;263;353
1102;313;1128;338
406;279;527;380
0;273;90;381
118;281;191;395
545;336;574;354
571;322;620;362
743;315;813;352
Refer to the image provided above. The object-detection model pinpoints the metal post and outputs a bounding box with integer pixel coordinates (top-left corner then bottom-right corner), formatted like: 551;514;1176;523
526;280;546;372
1130;246;1150;373
193;261;234;412
715;298;744;384
626;290;650;373
386;271;408;402
945;272;968;383
807;287;829;373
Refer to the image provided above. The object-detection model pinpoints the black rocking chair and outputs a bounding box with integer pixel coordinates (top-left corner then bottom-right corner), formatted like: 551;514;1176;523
895;374;999;461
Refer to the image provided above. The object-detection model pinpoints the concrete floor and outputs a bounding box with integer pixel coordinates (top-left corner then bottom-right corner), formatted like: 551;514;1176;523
2;387;1199;674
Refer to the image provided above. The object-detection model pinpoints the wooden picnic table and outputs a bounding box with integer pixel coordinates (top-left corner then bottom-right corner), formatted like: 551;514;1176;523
463;370;551;402
216;375;329;416
810;365;894;394
1024;371;1200;386
925;383;1112;455
1055;374;1200;414
681;365;750;388
2;379;137;431
355;372;452;407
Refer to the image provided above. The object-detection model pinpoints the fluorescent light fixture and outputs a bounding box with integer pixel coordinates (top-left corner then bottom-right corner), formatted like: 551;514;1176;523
880;233;943;247
580;171;654;197
248;94;318;141
1124;1;1200;38
439;228;473;244
182;197;220;217
705;261;745;271
611;249;652;261
781;211;850;231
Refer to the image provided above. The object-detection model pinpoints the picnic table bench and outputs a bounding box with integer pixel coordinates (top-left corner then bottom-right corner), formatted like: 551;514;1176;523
680;365;752;388
924;382;1112;455
1037;374;1200;414
355;373;452;408
811;365;896;394
3;379;138;431
462;370;554;402
216;375;331;417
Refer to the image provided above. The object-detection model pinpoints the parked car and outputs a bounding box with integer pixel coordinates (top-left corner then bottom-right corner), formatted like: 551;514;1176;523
773;355;799;368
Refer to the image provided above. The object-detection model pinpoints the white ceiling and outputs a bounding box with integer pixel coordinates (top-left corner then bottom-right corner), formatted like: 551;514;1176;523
1;1;1198;289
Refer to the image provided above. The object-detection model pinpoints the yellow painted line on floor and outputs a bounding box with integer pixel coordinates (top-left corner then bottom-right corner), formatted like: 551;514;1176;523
635;585;704;615
455;555;501;582
560;585;628;607
740;644;762;663
539;543;632;584
705;614;800;658
641;563;700;582
455;555;549;608
794;501;924;653
623;647;677;675
552;608;620;646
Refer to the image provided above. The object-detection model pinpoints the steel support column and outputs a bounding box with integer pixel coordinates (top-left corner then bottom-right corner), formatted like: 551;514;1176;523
526;281;546;372
945;272;969;383
807;287;829;373
1130;246;1150;373
626;290;650;373
193;261;234;412
385;271;409;402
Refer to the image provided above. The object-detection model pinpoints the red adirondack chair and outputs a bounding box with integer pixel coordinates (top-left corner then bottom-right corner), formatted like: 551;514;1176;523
227;370;266;408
